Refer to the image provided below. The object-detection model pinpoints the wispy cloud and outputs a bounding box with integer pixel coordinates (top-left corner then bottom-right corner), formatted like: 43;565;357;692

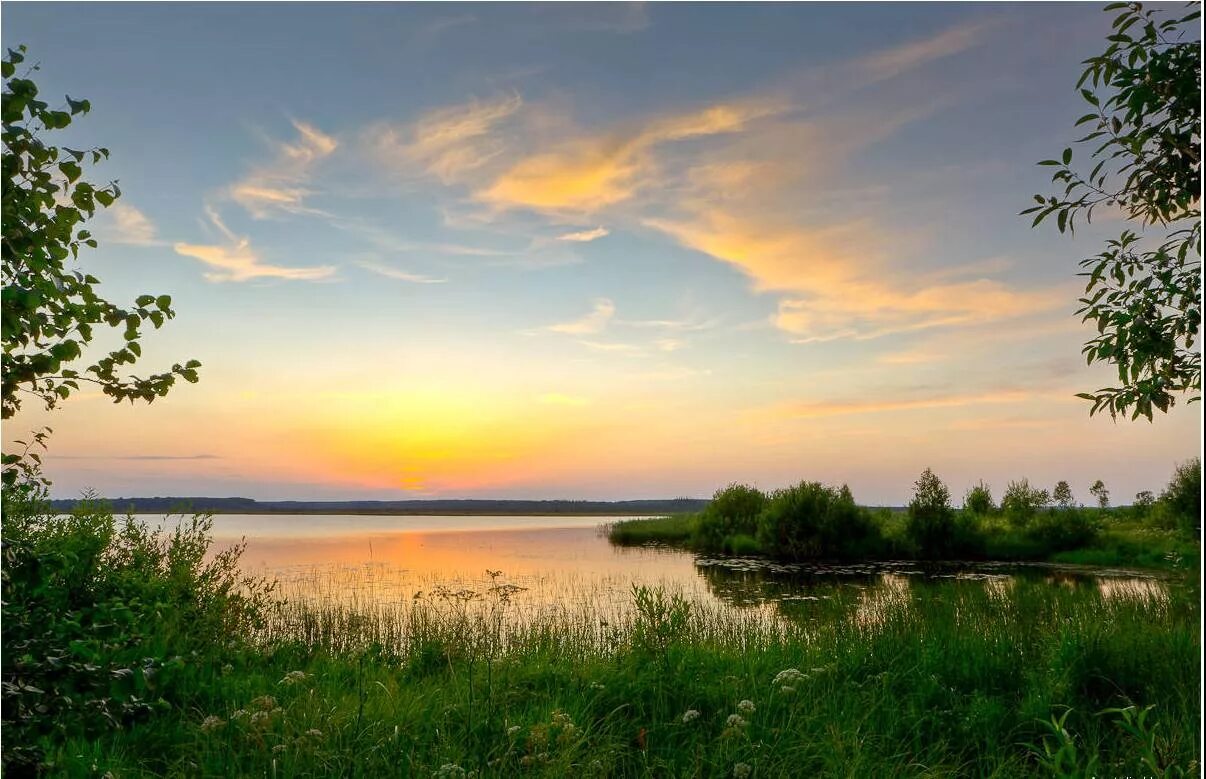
371;93;522;184
856;21;990;85
175;207;336;282
356;260;447;284
770;388;1034;420
547;298;615;334
104;204;161;246
231;120;338;218
557;226;609;242
477;100;786;216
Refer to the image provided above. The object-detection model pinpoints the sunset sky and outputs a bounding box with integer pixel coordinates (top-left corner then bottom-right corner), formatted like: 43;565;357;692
3;3;1198;504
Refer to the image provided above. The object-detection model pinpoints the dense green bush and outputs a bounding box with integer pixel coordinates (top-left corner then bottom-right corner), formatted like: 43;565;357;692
1;481;270;773
1001;479;1051;528
1026;508;1100;553
693;483;766;552
755;481;878;559
1159;458;1201;537
963;481;995;515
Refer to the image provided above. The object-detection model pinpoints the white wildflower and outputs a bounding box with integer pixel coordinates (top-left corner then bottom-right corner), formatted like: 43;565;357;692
733;762;753;779
725;714;748;729
682;709;701;724
433;764;467;779
278;671;308;686
506;725;521;737
272;744;287;754
199;715;224;732
773;668;805;687
305;729;323;738
737;699;756;716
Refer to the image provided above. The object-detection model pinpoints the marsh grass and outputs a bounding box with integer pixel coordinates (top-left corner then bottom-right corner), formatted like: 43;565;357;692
45;565;1200;778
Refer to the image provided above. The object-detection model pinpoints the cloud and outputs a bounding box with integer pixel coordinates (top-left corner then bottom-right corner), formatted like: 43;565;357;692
547;298;615;334
477;100;785;215
231;120;338;218
175;208;336;282
372;93;522;183
356;260;447;284
856;22;989;85
557;226;609;242
771;388;1034;420
104;204;160;246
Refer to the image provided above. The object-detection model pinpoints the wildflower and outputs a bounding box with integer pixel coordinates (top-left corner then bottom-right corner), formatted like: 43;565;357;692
725;714;748;729
733;763;753;779
250;695;278;711
772;668;805;688
278;671;308;686
506;725;522;737
551;709;574;728
272;744;287;754
251;711;271;726
433;764;467;779
589;681;606;690
737;700;756;716
199;715;224;732
230;709;249;721
305;729;323;738
682;709;701;724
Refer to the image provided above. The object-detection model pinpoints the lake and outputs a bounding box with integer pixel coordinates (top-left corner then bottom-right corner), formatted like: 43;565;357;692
203;514;1172;626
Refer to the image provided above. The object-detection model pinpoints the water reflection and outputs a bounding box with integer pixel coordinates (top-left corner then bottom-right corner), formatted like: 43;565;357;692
186;515;1174;643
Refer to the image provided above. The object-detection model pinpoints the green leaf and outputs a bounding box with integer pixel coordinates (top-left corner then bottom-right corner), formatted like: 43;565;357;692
1061;148;1072;165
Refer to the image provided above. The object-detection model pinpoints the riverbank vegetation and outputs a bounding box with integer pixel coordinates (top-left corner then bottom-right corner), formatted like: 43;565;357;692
2;481;1199;777
609;462;1201;571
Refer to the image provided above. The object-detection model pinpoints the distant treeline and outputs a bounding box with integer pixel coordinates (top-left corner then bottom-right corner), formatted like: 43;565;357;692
46;496;711;516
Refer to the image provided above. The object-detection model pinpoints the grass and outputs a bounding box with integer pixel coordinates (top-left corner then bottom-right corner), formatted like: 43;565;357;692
4;488;1200;777
39;576;1201;778
607;513;698;546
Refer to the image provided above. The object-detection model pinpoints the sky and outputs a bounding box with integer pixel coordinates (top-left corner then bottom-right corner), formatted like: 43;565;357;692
2;2;1199;504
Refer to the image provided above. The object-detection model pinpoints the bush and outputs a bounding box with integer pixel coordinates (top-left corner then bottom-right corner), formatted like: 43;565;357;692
1001;479;1050;528
693;483;766;551
756;482;878;559
1026;508;1100;553
1159;458;1201;537
1;481;271;773
963;481;995;515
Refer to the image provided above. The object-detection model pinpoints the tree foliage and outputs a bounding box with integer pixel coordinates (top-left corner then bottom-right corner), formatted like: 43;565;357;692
963;480;995;515
1023;2;1201;420
1053;480;1075;508
1;46;200;434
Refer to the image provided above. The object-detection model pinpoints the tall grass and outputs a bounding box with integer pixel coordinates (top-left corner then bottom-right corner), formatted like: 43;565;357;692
41;569;1203;777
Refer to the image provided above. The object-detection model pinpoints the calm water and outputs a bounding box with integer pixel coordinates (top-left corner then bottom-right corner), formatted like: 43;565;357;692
200;514;1171;618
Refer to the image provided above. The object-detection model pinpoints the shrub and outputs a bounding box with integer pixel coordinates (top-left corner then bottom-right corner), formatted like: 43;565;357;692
1159;458;1201;537
1;481;271;773
963;481;995;515
756;482;878;559
694;483;766;551
1002;479;1050;528
1027;508;1100;553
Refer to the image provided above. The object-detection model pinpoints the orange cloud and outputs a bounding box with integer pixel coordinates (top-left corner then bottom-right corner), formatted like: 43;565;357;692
477;100;785;215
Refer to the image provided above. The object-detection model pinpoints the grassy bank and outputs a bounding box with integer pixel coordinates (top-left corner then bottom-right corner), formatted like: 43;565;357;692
3;489;1200;777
